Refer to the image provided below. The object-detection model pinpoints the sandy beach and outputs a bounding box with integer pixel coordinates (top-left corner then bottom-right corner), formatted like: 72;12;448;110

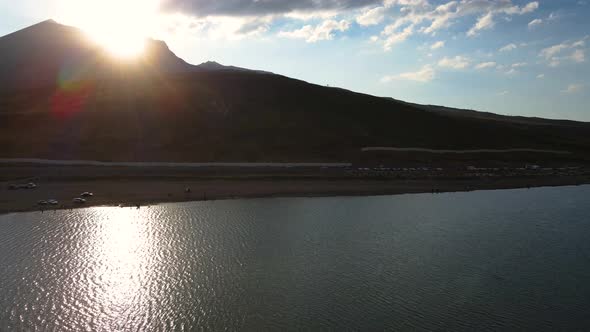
1;163;589;214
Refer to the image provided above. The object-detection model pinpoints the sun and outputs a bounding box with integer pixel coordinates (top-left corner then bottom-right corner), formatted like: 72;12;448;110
56;0;160;58
87;27;147;59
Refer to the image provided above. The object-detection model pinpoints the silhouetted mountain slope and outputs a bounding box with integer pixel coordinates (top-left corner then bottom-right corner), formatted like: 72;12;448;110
0;20;261;89
0;21;588;162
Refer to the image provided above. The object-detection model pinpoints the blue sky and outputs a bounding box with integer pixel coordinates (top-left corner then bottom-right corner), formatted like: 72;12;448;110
1;0;589;121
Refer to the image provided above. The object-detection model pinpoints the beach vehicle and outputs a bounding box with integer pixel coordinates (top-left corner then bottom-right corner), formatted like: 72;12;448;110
10;184;29;190
37;200;48;205
48;200;59;205
26;182;37;189
73;198;86;204
80;192;93;197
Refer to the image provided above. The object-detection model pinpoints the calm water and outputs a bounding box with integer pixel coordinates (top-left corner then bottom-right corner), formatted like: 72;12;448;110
1;186;590;331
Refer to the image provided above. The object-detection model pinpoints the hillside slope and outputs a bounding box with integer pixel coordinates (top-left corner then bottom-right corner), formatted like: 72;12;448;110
0;21;589;163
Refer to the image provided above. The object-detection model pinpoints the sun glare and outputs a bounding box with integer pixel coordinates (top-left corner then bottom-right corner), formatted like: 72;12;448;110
56;0;160;58
89;30;147;58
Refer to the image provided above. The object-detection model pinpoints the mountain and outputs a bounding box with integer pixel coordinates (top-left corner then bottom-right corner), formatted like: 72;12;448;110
0;20;589;163
0;19;263;89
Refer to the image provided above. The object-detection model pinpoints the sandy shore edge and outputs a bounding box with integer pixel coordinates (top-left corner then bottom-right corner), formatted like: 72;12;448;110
1;176;589;215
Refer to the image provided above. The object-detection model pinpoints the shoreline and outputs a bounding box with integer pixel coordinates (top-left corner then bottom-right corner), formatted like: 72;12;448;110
2;176;589;215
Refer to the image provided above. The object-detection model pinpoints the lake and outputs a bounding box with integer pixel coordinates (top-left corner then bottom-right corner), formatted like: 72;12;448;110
1;186;590;331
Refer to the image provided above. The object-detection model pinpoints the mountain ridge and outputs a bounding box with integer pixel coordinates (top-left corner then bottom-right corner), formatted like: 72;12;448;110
385;98;589;126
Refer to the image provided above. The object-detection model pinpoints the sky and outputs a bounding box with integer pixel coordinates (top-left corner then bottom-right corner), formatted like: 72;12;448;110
0;0;589;121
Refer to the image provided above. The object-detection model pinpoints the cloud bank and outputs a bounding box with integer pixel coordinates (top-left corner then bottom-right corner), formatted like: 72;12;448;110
158;0;540;43
161;0;382;17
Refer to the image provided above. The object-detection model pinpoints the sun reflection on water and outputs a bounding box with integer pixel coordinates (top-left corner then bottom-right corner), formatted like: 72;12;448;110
83;207;156;328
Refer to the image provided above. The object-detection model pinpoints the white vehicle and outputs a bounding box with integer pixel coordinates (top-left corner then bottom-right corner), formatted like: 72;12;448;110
27;183;37;189
37;200;48;205
48;200;59;205
73;198;86;204
80;192;93;198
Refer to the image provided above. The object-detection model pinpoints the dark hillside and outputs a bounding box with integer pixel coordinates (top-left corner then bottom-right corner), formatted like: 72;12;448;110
0;20;589;163
1;71;589;162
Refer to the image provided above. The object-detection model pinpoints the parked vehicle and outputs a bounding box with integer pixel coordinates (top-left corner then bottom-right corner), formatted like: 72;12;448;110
7;183;37;190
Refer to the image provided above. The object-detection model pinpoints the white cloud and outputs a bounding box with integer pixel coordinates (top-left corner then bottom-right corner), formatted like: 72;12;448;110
383;25;414;51
430;40;445;50
571;49;585;63
497;90;509;96
540;38;587;66
499;43;517;52
562;84;583;94
536;74;545;79
467;12;495;37
357;6;387;26
162;0;544;50
524;12;557;31
278;19;350;42
163;0;383;17
548;12;560;21
385;0;430;6
494;62;527;75
381;64;436;83
158;14;276;41
572;40;586;48
284;10;341;21
475;61;497;69
540;39;583;59
541;44;569;60
372;0;539;51
521;2;540;13
528;18;543;29
504;68;517;75
466;1;539;36
438;56;471;69
549;59;561;67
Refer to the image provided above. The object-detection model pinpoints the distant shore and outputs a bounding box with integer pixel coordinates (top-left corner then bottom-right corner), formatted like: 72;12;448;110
0;158;352;168
1;170;589;215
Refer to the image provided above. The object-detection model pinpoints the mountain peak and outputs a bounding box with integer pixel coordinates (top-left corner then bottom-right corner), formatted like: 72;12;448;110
197;61;226;69
28;19;58;27
145;38;173;53
26;19;62;31
0;20;273;88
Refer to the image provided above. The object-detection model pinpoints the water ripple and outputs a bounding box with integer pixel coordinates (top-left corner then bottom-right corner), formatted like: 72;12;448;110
1;186;590;330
